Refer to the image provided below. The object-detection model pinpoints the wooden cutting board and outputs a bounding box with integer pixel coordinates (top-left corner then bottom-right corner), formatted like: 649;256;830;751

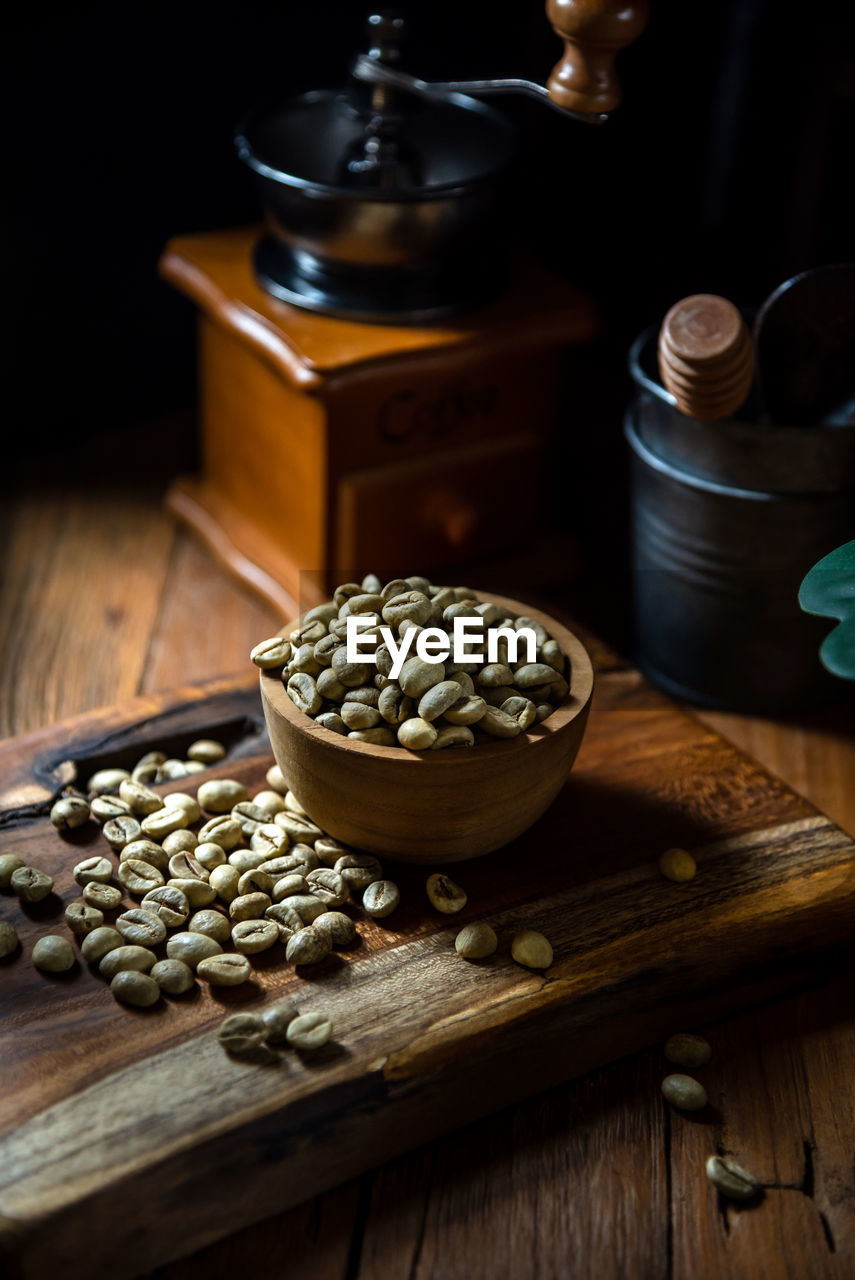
1;640;853;1280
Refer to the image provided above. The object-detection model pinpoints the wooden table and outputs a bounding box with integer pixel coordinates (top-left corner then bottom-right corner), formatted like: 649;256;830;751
2;457;854;1279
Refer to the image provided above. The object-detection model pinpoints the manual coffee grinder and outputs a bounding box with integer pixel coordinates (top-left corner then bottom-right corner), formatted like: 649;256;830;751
161;3;647;612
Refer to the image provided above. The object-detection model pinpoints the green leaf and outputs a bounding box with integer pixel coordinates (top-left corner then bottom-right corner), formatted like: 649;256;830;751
799;540;855;680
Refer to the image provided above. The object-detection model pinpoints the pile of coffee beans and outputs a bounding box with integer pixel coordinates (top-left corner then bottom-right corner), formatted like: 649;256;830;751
251;574;570;752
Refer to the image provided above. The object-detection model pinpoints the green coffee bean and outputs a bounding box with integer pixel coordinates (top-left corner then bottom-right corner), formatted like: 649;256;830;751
103;816;143;849
197;953;252;986
187;738;226;764
65;901;104;936
397;717;438;750
251;790;286;818
188;909;232;944
335;853;383;891
426;873;467;915
165;792;202;823
100;945;157;980
141;884;190;927
287;672;323;715
167;877;216;907
363;880;400;918
251;636;292;669
81;926;123;963
501;696;537;731
265;764;288;793
479;706;521;739
272;872;310;901
141;806;189;840
455;923;498;960
232;918;279;954
265;901;305;941
116;908;167;947
705;1155;760;1201
0;854;26;888
661;1074;708;1111
83;881;123;910
443;694;487;725
250;823;290;858
432;726;475;750
195;841;226;871
276;812;323;845
286;926;331;966
348;727;397;746
306;868;348;907
119;779;164;815
340;702;381;731
286;1011;333;1050
150;958;195;995
118;859;164;895
219;1011;267;1053
261;999;299;1043
50;795;91;830
90;795;132;822
399;658;445;699
232;801;272;838
510;930;553;970
165;932;222;970
665;1033;712;1068
120;840;169;871
229;892;272;922
658;848;697;882
198;778;249;813
199;814;243;850
314;836;350;867
167;852;209;882
87;767;131;795
11;866;54;903
209;864;241;902
0;920;20;957
111;970;160;1007
313;911;357;946
71;856;113;887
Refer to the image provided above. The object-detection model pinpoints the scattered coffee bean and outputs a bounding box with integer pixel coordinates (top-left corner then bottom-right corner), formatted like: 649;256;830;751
83;881;123;910
0;921;20;957
119;779;164;816
65;900;104;936
335;853;383;892
665;1033;713;1068
313;911;357;947
426;873;467;914
197;953;252;986
265;901;305;941
164;792;202;823
705;1155;760;1201
363;880;400;918
162;828;199;857
265;764;288;793
99;945;157;980
218;1011;268;1054
198;815;243;850
0;854;25;888
90;795;132;822
111;970;160;1007
661;1074;708;1111
73;856;114;886
118;859;164;895
141;807;189;840
286;1011;333;1050
250;824;290;858
306;867;348;908
167;852;209;883
50;795;91;830
511;930;553;970
103;816;143;849
237;868;275;898
261;999;299;1043
659;848;697;882
188;909;232;944
116;908;168;947
286;926;331;966
232;918;279;954
194;841;226;871
120;839;169;871
165;932;222;970
140;884;190;928
11;866;54;903
251;637;293;669
87;768;131;795
209;864;240;902
198;778;249;813
230;892;272;922
283;893;328;924
81;926;123;963
187;738;226;764
455;923;498;960
150;957;195;995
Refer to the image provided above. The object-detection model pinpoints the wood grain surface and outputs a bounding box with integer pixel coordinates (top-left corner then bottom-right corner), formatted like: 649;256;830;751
1;471;854;1279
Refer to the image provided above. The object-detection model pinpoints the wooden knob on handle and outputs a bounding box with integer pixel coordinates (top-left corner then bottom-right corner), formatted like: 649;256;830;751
658;295;756;421
546;0;649;114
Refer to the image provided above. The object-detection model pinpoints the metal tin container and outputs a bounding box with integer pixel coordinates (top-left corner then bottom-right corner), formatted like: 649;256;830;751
626;328;855;711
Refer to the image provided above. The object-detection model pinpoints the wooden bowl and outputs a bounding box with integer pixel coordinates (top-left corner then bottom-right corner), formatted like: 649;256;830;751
260;593;594;863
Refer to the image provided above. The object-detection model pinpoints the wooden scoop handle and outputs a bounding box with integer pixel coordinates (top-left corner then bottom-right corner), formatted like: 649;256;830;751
546;0;649;114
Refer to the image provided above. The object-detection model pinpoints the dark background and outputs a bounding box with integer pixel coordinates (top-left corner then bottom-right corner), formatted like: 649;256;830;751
4;0;852;451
